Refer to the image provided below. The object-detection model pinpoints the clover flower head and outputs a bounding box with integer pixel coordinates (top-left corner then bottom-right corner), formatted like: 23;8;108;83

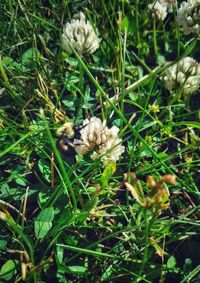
176;0;200;36
161;0;176;12
62;12;100;55
148;1;168;20
73;117;125;165
163;57;200;95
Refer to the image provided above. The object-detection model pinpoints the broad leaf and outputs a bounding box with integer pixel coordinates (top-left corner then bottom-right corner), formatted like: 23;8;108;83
35;207;55;239
0;259;18;281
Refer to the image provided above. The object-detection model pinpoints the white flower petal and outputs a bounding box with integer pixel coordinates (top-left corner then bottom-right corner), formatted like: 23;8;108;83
148;1;167;20
74;117;125;165
163;57;200;95
62;12;100;55
176;0;200;37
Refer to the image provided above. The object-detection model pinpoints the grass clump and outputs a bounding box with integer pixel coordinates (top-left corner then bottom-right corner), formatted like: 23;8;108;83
0;0;200;282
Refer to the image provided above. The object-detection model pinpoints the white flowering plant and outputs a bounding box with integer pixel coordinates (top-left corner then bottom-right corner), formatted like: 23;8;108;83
73;117;125;165
176;0;200;37
1;1;200;283
148;0;175;20
62;12;100;56
163;57;200;96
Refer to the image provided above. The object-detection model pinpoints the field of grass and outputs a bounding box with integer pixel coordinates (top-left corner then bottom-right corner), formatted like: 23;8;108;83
0;1;200;282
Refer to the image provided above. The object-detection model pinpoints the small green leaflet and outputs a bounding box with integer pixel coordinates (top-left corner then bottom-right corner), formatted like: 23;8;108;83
0;259;18;281
34;207;55;239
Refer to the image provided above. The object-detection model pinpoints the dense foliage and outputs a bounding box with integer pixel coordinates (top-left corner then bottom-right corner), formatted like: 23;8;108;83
0;1;200;282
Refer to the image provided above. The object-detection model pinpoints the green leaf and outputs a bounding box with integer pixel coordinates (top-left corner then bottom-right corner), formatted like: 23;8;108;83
65;265;87;275
82;85;95;109
101;265;113;281
38;159;51;183
172;121;200;129
157;54;166;65
15;176;27;186
64;73;80;93
2;57;21;71
56;246;64;265
121;16;129;33
38;192;51;208
167;256;176;269
183;258;192;275
157;152;168;159
0;259;18;281
21;47;39;68
139;148;153;157
100;161;116;188
0;239;7;250
34;207;55;239
65;57;79;67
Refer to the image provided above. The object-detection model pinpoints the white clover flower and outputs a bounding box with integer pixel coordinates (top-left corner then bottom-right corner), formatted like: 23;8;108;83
148;0;175;20
161;0;176;12
176;0;200;36
61;12;100;55
163;57;200;95
148;1;168;20
73;117;125;165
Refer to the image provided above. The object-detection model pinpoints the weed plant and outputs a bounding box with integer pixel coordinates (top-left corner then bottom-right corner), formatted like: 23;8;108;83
0;1;200;282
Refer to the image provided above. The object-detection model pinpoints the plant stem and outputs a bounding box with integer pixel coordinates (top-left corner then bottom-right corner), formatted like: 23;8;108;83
153;18;158;59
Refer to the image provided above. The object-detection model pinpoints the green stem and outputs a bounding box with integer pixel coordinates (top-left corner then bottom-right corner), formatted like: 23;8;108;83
0;212;35;264
136;0;141;51
0;133;30;159
153;18;158;59
120;28;127;129
57;243;142;264
75;63;84;122
0;57;24;104
133;212;156;282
